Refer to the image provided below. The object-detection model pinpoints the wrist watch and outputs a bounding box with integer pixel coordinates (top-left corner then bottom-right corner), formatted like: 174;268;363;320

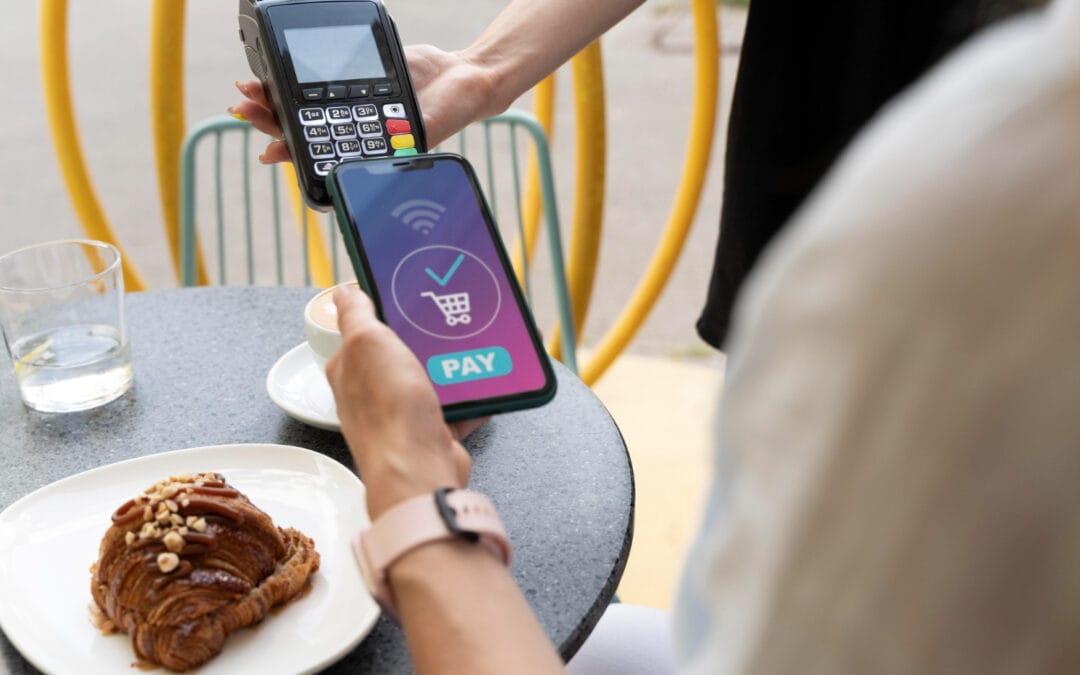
353;487;511;618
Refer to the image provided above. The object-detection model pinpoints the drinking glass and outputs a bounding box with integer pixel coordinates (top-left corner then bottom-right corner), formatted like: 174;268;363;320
0;240;133;412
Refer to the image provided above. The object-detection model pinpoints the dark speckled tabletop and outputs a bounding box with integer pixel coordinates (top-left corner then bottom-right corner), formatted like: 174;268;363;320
0;286;634;675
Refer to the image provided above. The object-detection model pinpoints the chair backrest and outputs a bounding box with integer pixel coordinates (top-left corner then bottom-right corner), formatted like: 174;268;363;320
179;110;577;372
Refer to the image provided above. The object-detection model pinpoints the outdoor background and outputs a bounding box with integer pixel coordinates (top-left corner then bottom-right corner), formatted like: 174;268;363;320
0;1;748;610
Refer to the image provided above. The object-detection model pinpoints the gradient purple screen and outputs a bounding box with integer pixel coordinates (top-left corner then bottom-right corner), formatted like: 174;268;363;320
337;158;550;406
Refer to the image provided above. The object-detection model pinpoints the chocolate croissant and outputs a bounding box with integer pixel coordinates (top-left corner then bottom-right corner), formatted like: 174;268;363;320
90;472;320;672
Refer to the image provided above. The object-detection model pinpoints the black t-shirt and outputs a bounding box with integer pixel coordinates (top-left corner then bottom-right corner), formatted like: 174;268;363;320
696;0;1039;349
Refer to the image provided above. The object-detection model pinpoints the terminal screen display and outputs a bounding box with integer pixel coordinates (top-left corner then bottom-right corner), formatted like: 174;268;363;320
284;25;386;83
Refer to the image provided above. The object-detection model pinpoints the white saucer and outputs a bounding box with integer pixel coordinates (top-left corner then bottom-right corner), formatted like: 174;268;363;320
267;343;342;431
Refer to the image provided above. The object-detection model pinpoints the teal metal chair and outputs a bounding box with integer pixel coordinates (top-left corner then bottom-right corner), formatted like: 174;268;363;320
179;110;577;372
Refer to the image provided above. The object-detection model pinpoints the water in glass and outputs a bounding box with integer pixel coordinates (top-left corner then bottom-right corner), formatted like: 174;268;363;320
11;323;132;413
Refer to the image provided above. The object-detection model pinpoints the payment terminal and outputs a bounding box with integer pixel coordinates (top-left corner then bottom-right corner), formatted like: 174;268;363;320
238;0;427;209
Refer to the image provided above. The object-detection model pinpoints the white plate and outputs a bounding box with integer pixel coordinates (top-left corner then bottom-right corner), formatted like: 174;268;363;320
0;444;378;674
266;343;341;431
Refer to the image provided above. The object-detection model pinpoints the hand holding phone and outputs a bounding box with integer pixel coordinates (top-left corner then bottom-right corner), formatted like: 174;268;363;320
325;283;474;518
328;154;556;420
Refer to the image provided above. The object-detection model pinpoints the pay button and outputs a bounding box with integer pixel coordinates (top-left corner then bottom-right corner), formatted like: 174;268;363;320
427;347;512;385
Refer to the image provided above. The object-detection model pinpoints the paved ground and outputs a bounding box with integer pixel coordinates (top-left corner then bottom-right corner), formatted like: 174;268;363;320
0;1;749;609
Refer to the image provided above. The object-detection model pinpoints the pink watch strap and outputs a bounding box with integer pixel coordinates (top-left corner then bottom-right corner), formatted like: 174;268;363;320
354;488;511;617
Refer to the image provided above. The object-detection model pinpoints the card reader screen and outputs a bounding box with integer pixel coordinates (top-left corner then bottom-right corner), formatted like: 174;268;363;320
284;25;386;83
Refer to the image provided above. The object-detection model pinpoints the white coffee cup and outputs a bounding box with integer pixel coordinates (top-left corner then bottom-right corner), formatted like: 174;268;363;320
304;284;353;369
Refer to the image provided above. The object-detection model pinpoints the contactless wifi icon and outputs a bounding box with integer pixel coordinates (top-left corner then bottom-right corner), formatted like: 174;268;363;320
392;199;446;235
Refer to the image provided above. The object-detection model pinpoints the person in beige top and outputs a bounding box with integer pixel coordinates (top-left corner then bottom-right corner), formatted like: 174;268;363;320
673;0;1080;672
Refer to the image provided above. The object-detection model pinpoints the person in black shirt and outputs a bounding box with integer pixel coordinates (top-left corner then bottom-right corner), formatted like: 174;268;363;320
696;0;1043;348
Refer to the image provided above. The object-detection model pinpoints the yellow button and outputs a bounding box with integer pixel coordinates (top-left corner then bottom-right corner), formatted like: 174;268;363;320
390;134;416;150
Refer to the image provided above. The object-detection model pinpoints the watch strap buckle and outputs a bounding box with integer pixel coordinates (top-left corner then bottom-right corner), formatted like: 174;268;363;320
434;487;480;542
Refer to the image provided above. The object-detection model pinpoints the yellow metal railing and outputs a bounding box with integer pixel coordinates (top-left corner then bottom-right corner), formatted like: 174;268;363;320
551;42;607;362
40;0;147;291
42;0;719;384
580;0;719;384
150;0;197;285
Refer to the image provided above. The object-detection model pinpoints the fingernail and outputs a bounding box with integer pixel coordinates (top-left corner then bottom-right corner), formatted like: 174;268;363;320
234;80;247;94
257;154;270;164
230;111;249;122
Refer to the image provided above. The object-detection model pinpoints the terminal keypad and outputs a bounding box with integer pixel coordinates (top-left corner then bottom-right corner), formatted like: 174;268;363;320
296;92;418;175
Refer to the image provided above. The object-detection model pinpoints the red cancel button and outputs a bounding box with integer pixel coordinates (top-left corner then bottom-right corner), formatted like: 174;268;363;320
386;119;412;135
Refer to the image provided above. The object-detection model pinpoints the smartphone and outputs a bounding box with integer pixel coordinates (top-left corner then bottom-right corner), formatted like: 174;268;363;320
327;154;557;420
238;0;427;209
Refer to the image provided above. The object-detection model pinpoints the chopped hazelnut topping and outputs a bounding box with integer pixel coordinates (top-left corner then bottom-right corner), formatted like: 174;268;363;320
162;530;185;553
157;552;179;573
118;473;227;552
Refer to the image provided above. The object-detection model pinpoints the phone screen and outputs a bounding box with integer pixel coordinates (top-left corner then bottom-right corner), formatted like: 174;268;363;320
333;156;555;413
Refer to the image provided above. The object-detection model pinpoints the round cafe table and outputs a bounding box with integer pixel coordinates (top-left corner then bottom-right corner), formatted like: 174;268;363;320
0;286;634;674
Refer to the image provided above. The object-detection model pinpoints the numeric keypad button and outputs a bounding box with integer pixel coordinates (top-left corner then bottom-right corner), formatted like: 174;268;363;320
362;138;389;155
357;121;383;138
326;106;352;122
352;104;378;122
337;140;363;157
304;125;331;142
308;142;335;159
331;123;358;140
299;108;326;125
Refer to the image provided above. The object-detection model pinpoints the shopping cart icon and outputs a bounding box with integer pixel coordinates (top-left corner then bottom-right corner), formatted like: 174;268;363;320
421;291;472;326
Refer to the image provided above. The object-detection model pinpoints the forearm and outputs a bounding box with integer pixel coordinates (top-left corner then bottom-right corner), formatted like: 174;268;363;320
464;0;645;118
391;539;564;675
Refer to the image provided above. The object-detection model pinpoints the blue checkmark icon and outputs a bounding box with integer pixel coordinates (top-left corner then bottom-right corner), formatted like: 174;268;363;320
425;253;465;287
